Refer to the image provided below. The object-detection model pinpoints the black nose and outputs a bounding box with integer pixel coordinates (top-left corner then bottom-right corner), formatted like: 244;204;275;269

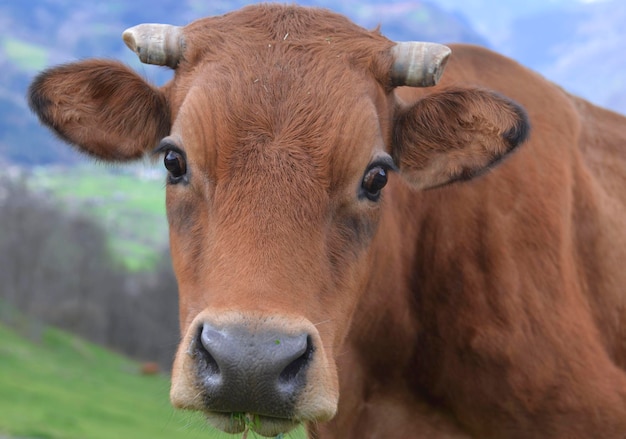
194;322;314;418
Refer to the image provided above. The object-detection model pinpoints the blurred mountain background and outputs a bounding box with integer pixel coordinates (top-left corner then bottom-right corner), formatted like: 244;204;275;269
1;0;624;166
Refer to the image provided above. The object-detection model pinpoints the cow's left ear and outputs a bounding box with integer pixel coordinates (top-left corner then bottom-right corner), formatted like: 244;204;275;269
392;88;530;190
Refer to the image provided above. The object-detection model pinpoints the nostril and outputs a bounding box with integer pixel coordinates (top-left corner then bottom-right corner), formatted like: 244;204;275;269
279;335;314;385
196;324;220;377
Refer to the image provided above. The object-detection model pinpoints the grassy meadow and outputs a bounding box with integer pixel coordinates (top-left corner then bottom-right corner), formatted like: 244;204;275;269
0;321;307;439
0;321;211;439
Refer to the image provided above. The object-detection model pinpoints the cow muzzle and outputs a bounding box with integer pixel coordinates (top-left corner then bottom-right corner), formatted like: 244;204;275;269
170;312;338;437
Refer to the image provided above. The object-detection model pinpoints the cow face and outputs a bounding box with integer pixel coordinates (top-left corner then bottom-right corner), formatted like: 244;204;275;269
28;5;528;437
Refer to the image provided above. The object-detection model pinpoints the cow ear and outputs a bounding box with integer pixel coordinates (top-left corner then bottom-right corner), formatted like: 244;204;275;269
28;60;170;161
392;88;530;190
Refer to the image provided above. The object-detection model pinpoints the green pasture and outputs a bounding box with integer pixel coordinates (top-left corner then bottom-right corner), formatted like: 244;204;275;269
0;321;306;439
0;321;209;438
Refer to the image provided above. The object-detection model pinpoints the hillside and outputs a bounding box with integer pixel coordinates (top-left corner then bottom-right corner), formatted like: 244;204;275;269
1;0;485;166
0;321;207;439
26;164;169;271
0;320;306;439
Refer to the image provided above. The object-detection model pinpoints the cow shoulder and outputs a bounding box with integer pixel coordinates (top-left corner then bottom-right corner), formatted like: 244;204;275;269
28;60;170;161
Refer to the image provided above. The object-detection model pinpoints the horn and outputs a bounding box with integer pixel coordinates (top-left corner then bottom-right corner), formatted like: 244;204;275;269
390;42;451;87
122;24;183;68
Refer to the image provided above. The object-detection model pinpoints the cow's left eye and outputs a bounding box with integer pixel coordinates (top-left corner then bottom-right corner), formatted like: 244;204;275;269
164;150;187;183
361;166;388;201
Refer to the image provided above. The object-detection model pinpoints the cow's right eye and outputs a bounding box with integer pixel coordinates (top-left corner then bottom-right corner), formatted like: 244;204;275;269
164;149;187;183
360;154;397;202
361;166;388;201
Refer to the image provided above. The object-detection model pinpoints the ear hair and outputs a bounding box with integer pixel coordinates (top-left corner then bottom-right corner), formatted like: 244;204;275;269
393;88;530;190
28;60;170;161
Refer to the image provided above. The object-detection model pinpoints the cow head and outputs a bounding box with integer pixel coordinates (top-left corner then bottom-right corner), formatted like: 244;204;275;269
28;4;528;437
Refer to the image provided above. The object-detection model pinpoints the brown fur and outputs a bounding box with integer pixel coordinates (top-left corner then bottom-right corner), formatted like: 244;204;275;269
28;4;626;438
29;60;170;160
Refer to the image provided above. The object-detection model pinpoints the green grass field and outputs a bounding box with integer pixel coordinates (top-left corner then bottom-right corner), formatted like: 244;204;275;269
0;321;306;439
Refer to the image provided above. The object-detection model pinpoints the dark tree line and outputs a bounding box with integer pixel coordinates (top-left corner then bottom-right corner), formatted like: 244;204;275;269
0;176;180;370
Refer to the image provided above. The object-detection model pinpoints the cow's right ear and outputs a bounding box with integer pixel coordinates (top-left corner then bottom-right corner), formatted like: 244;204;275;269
28;60;170;161
392;88;530;190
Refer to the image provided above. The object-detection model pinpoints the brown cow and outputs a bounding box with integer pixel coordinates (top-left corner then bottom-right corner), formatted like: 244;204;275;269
28;4;626;439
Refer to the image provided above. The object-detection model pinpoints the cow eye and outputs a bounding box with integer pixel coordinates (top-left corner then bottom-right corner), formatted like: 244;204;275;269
164;150;187;183
361;166;388;201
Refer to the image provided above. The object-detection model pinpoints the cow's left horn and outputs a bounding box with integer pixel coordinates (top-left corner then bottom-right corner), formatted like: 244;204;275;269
122;24;183;68
390;42;451;87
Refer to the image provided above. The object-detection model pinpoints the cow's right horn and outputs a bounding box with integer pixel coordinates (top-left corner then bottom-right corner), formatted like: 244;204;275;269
122;24;183;68
390;42;451;87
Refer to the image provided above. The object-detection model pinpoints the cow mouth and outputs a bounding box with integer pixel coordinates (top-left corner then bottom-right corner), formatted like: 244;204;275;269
205;411;301;437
